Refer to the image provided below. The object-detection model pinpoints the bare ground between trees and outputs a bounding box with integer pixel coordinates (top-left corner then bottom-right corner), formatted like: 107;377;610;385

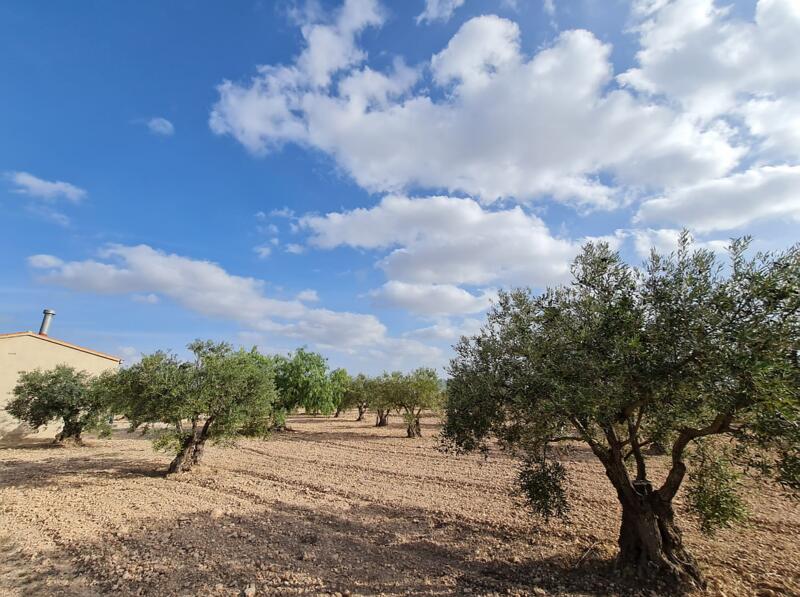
0;414;798;597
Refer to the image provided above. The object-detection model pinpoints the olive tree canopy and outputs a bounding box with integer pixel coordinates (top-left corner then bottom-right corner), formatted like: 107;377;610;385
443;236;800;588
113;340;279;473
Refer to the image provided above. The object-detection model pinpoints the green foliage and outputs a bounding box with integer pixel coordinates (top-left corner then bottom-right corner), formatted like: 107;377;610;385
329;368;351;414
273;348;335;416
442;234;799;577
7;365;112;442
338;373;370;418
518;457;570;519
687;444;748;533
111;340;279;472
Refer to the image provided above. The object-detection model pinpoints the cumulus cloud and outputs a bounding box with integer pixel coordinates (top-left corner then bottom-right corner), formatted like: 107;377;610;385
210;7;740;209
27;254;64;268
6;171;86;202
253;245;272;259
296;289;320;302
147;117;175;136
370;281;494;316
629;228;729;259
30;244;397;351
416;0;465;24
620;0;800;161
301;195;579;287
405;317;482;342
132;293;160;304
636;165;800;232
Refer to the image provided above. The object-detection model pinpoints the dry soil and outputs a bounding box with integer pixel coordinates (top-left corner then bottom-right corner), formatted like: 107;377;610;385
0;414;798;597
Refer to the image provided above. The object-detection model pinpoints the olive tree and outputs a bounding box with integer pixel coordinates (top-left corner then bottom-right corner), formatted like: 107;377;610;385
442;237;799;588
7;365;112;444
397;368;443;437
369;372;402;427
330;368;351;417
338;373;370;421
113;340;279;474
273;348;334;420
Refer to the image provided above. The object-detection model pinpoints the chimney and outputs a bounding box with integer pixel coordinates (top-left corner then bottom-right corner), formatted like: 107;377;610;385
39;309;56;336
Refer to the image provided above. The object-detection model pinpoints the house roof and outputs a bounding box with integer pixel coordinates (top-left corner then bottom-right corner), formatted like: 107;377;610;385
0;332;122;363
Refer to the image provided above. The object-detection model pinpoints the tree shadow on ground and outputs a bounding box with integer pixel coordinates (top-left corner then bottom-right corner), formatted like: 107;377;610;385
0;454;165;489
59;499;676;597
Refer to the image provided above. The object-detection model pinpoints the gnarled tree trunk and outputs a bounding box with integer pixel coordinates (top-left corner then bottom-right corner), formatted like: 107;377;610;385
54;417;83;444
602;453;704;588
375;409;390;427
168;417;214;474
405;412;422;438
356;403;367;421
616;490;703;586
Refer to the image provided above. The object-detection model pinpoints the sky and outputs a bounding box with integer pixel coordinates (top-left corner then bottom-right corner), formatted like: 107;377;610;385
1;0;798;374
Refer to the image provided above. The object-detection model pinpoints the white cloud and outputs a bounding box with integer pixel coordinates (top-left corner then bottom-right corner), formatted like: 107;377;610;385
6;171;86;202
416;0;465;24
32;244;390;350
285;243;306;254
254;245;272;259
405;317;482;342
543;0;555;17
629;228;729;259
132;293;160;304
210;9;741;209
296;289;320;302
370;281;494;316
301;195;579;287
620;0;800;160
27;254;64;268
147;117;175;136
118;346;142;365
636;165;800;232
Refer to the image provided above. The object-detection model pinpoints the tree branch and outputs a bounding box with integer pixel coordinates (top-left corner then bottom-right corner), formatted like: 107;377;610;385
658;413;733;501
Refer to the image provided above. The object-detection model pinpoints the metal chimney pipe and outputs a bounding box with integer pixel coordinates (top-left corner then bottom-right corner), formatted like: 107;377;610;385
39;309;56;336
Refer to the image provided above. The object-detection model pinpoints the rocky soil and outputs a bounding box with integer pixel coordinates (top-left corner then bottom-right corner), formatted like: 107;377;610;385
1;414;798;596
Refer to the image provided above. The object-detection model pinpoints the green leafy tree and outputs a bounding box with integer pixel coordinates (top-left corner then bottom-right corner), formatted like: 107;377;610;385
340;373;371;421
442;236;800;588
273;348;334;419
112;340;279;474
6;365;113;444
397;368;443;437
330;368;351;417
369;372;403;427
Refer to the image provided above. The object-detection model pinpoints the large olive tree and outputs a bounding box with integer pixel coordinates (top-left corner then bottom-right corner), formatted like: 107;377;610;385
442;237;799;588
7;365;112;444
113;340;279;474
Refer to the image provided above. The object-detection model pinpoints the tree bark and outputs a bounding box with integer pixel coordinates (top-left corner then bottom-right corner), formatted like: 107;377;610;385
405;418;422;438
356;404;366;421
54;418;83;444
168;417;214;474
616;492;704;587
375;409;390;427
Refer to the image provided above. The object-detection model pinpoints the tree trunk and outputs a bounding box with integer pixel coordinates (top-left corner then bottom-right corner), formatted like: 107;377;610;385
616;488;704;587
356;404;366;421
168;418;213;474
406;417;422;438
54;418;83;444
375;410;390;427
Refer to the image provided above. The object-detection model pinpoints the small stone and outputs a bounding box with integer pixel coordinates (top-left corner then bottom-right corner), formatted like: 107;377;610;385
243;585;257;597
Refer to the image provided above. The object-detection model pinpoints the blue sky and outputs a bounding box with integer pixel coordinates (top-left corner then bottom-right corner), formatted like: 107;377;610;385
1;0;798;373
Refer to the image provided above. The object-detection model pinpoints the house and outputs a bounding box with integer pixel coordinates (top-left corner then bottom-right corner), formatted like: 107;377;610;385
0;309;121;442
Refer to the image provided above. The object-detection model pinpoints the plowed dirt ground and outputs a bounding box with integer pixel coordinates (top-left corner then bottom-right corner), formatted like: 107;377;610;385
1;413;798;596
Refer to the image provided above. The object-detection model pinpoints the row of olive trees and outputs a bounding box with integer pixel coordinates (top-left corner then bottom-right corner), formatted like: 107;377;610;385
7;344;444;474
337;369;444;436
